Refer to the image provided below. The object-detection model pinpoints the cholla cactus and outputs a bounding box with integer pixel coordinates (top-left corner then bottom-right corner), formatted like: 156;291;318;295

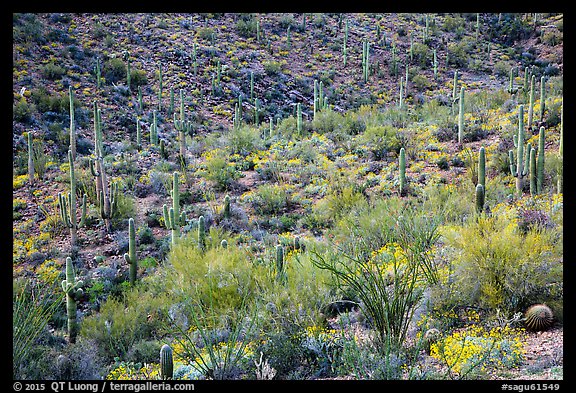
61;257;83;343
524;304;554;331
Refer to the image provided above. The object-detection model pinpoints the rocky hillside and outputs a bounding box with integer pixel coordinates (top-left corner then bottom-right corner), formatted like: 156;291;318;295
13;13;563;382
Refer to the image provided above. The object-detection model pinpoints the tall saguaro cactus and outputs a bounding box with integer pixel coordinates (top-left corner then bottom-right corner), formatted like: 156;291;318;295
61;256;83;344
539;76;546;122
275;244;286;284
478;146;486;189
458;86;465;144
173;89;193;164
536;126;545;194
28;132;34;186
197;215;206;251
362;39;370;83
527;74;536;131
90;103;116;233
58;150;87;256
558;104;563;194
123;218;138;285
509;105;530;195
163;172;186;245
69;86;76;160
475;184;485;214
399;147;407;196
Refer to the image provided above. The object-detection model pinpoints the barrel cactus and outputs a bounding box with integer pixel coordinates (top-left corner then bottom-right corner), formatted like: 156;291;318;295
423;328;441;354
524;304;554;331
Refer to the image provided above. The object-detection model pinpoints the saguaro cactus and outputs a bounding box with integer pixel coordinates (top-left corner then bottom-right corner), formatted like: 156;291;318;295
536;126;545;194
69;86;76;160
399;147;406;196
509;105;530;195
475;184;485;214
90;101;117;233
539;76;546;122
123;218;138;285
173;89;193;164
163;172;186;245
61;257;83;344
28;132;34;185
275;244;286;284
458;86;465;144
160;344;174;380
158;62;163;112
58;150;87;256
362;39;370;83
150;110;159;146
197;215;206;251
527;74;536;131
451;70;459;115
136;117;142;151
223;194;231;219
296;103;302;136
558;105;563;194
529;147;537;196
478;146;486;189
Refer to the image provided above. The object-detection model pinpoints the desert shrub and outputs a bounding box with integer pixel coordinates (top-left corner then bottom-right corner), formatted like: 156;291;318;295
41;62;66;80
13;278;63;379
357;124;402;160
165;236;267;318
430;324;525;379
263;60;284;76
410;42;431;68
244;183;292;216
13;97;34;123
103;57;127;84
129;69;148;88
80;286;173;362
438;207;563;314
197;148;242;191
226;124;263;156
442;14;466;33
235;16;258;38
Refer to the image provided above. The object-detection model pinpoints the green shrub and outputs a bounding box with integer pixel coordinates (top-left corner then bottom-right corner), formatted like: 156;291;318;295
13;97;34;123
357;124;402;160
227;124;263;156
235;17;258;38
130;69;148;88
41;62;66;80
80;286;173;361
103;57;127;84
438;210;563;314
245;183;291;215
197;149;242;191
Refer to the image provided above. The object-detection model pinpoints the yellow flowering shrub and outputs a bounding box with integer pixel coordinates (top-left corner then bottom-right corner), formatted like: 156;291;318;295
430;324;526;378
